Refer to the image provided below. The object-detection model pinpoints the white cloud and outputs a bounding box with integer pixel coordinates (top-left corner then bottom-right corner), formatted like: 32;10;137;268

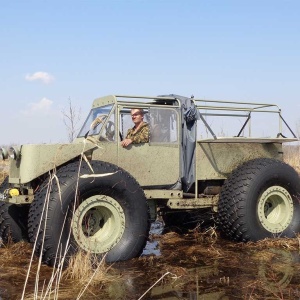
25;71;54;84
21;98;57;116
9;98;66;144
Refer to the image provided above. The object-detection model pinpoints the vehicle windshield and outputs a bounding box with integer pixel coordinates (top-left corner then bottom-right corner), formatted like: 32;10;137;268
77;105;114;140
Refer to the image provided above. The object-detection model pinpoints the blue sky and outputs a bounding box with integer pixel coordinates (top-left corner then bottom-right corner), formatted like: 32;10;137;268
1;0;300;144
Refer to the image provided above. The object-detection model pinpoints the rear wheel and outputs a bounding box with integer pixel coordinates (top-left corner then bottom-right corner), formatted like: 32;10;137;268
28;161;150;266
0;177;28;243
218;158;300;241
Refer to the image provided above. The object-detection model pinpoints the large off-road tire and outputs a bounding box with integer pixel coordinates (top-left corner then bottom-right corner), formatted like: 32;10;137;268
28;161;150;266
218;158;300;242
0;177;29;243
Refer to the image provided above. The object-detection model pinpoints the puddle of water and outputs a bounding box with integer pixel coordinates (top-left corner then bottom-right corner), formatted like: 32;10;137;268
111;222;300;299
142;221;164;257
111;248;300;300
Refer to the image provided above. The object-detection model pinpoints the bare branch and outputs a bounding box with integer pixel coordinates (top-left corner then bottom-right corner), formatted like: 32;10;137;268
62;97;82;142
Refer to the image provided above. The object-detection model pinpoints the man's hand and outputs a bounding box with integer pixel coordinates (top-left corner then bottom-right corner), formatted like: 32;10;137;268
121;138;133;148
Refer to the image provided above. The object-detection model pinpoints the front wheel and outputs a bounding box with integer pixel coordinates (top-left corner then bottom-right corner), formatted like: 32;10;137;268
28;161;150;266
217;158;300;242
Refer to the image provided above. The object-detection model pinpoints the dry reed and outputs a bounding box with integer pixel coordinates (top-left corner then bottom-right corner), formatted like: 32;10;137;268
0;160;8;183
283;144;300;173
21;251;120;300
20;141;118;300
64;251;118;285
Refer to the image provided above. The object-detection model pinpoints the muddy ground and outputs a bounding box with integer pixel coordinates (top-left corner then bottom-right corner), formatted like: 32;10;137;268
1;221;300;300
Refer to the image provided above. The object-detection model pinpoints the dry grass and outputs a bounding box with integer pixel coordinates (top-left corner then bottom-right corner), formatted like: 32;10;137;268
246;235;300;251
64;251;118;286
0;242;120;300
0;160;8;183
0;242;52;299
23;251;120;300
283;144;300;173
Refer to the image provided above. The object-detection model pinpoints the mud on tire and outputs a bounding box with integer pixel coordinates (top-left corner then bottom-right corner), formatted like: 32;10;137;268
28;161;150;266
217;158;300;242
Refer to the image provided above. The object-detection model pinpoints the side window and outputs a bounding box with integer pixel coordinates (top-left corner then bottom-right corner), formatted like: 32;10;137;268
149;108;178;144
119;108;150;141
119;110;132;140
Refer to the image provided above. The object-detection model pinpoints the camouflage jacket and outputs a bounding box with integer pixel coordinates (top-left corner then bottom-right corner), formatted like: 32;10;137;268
126;122;149;144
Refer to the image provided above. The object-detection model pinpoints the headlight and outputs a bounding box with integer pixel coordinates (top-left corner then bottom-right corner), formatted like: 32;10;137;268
8;146;21;160
0;147;8;160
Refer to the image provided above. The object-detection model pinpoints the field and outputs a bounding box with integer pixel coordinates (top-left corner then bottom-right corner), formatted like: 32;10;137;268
0;145;300;299
0;161;8;183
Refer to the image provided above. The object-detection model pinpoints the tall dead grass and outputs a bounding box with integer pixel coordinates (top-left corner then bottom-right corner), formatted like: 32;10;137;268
283;144;300;173
22;251;120;300
0;242;120;300
20;141;118;300
0;160;8;183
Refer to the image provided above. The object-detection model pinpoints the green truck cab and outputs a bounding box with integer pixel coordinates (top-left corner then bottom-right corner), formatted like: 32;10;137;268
1;94;299;266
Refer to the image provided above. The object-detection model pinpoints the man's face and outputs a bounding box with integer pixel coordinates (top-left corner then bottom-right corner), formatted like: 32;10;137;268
131;109;143;125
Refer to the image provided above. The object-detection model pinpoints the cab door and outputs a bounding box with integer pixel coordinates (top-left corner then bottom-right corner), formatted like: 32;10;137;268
117;106;180;187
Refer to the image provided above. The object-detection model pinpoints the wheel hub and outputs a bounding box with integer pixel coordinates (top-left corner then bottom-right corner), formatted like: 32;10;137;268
71;195;126;253
257;186;293;233
82;209;104;235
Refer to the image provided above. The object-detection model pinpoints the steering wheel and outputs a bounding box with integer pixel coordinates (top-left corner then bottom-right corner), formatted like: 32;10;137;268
91;114;116;141
91;114;108;131
105;120;115;141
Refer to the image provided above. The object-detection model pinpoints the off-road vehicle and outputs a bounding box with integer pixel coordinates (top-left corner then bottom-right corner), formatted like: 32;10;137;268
0;94;299;266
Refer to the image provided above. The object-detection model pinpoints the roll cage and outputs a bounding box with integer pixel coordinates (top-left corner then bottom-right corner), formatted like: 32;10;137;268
78;94;297;142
